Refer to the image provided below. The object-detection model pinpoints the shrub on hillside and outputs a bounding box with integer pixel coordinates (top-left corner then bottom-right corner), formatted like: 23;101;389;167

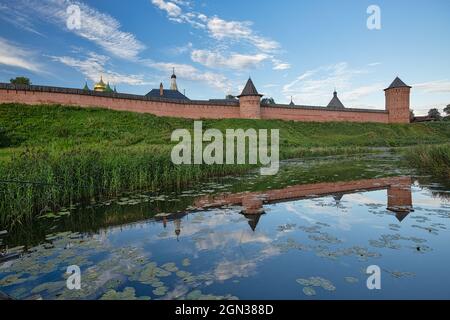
0;127;11;147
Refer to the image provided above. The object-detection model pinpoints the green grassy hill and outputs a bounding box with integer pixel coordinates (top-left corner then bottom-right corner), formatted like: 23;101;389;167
0;103;449;224
1;103;449;153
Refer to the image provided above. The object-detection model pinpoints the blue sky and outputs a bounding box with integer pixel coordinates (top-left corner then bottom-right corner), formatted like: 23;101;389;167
0;0;449;114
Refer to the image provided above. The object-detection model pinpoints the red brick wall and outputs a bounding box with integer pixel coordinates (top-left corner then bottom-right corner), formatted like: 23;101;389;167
0;88;240;119
1;87;397;123
261;105;389;123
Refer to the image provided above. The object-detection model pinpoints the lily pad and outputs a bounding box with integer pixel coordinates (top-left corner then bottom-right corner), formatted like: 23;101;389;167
302;287;316;296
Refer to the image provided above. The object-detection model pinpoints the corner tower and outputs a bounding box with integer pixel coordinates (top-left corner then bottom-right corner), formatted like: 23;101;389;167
385;77;411;123
238;78;262;119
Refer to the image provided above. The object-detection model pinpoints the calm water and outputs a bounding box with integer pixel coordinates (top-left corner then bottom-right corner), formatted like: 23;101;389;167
1;153;449;300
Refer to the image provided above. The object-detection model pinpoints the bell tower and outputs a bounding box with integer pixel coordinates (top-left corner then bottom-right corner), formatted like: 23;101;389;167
170;68;178;91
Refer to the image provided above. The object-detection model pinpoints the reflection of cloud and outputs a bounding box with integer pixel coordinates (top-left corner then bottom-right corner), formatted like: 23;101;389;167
195;229;271;251
214;260;257;281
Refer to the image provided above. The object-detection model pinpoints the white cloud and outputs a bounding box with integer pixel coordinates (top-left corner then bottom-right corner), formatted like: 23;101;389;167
151;0;182;18
413;80;450;93
147;61;233;92
51;52;152;86
191;49;269;70
282;62;376;106
206;16;279;52
272;59;291;70
341;83;384;103
0;37;41;72
1;0;145;60
151;0;284;71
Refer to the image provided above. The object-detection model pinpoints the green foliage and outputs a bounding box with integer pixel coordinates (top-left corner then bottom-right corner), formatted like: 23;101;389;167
261;97;275;105
10;77;31;85
0;127;10;147
428;108;442;121
443;104;450;116
0;103;449;224
405;144;450;178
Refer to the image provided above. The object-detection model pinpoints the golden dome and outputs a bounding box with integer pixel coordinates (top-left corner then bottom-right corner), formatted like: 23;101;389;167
94;76;106;92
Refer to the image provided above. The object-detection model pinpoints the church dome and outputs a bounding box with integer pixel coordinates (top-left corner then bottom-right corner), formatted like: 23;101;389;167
94;76;107;92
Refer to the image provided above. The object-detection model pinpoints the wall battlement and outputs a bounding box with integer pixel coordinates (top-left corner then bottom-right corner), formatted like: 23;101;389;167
0;77;411;124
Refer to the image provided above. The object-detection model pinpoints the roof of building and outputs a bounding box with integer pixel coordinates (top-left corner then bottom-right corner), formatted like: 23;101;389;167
413;115;436;122
327;91;345;109
385;77;411;90
289;96;295;106
238;78;263;97
146;89;189;100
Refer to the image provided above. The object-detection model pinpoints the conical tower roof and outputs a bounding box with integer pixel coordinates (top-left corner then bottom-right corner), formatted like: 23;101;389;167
289;96;295;106
385;77;411;91
105;82;113;92
238;78;263;97
327;90;345;109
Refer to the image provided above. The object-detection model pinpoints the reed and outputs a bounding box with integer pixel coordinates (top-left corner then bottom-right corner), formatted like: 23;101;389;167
405;144;450;178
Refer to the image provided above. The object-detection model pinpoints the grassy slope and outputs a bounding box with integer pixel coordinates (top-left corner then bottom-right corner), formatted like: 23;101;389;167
1;103;449;155
0;103;449;224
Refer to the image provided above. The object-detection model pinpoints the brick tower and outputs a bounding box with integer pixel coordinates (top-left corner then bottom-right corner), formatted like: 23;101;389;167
385;77;411;124
238;78;262;119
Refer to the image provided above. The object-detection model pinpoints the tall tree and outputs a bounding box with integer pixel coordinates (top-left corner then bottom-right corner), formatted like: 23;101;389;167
444;104;450;116
261;97;276;105
428;108;442;121
409;109;415;122
10;77;31;85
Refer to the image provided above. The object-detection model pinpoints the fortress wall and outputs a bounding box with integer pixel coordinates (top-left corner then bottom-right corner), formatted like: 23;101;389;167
0;84;395;123
261;105;389;123
0;87;240;119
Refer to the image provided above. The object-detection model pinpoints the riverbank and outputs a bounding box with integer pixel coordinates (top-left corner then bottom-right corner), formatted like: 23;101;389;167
405;144;450;178
1;103;449;225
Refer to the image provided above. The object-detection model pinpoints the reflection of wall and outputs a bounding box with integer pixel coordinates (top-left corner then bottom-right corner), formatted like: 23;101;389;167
195;176;413;220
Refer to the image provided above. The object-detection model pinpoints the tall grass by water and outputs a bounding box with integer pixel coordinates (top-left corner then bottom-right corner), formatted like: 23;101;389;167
1;103;450;226
0;146;251;226
405;144;450;178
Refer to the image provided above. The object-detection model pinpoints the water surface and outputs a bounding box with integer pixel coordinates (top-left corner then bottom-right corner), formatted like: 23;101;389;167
1;153;449;299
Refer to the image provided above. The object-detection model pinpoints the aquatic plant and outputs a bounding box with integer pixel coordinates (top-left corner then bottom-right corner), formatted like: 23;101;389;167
405;144;450;178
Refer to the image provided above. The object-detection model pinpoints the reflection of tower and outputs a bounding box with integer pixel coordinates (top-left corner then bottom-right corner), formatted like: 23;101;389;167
387;177;413;222
242;195;264;215
174;219;181;241
332;193;344;207
241;195;264;232
242;213;262;232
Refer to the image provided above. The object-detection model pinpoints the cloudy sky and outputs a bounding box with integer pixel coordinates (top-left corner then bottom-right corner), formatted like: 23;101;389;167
0;0;449;114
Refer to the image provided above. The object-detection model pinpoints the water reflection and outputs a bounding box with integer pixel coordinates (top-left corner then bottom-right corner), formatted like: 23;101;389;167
192;176;414;232
1;162;449;300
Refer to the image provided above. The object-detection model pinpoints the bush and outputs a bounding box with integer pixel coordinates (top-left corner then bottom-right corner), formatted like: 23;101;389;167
0;127;11;147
